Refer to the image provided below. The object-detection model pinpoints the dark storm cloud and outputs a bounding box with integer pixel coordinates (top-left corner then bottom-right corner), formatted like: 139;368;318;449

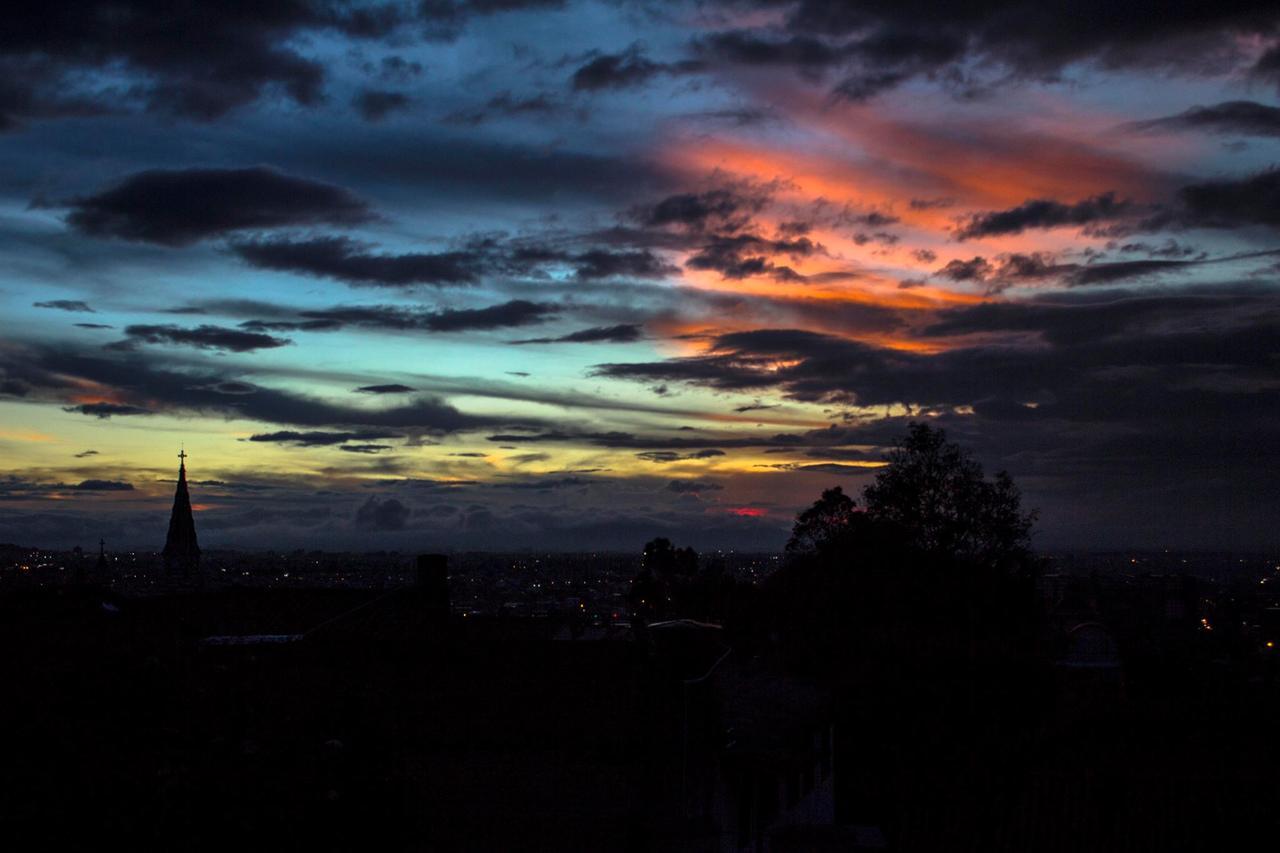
1176;168;1280;230
74;323;114;330
415;300;557;331
511;324;643;345
0;0;408;128
34;300;94;312
62;402;152;418
113;324;292;352
693;28;962;102
232;236;486;286
1067;259;1195;286
570;46;704;91
354;495;410;531
355;384;417;394
63;167;372;246
666;479;723;494
955;192;1134;239
484;429;805;451
934;252;1207;290
637;449;726;463
694;31;852;70
636;187;769;232
247;430;403;447
922;284;1280;344
1129;101;1280;137
685;234;819;280
953;171;1280;245
593;296;1280;416
353;88;412;121
769;462;878;475
241;301;557;333
701;1;1280;100
340;444;394;454
937;257;994;282
73;450;98;458
4;344;510;434
74;479;134;491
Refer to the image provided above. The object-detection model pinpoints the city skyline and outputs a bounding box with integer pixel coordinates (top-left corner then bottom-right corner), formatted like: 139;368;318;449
2;1;1280;551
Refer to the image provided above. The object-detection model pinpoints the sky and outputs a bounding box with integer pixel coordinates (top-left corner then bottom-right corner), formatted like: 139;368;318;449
2;1;1280;553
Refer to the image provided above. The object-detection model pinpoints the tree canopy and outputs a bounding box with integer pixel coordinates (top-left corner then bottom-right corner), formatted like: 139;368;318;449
787;422;1037;570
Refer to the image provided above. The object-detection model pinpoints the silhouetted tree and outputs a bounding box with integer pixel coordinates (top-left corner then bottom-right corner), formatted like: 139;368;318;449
642;537;698;580
785;486;859;557
762;423;1051;837
766;421;1043;674
863;422;1036;570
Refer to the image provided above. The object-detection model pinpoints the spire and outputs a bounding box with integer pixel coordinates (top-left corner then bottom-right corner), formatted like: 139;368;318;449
163;448;200;575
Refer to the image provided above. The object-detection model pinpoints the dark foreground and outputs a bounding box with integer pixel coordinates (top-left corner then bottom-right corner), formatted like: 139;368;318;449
3;565;1280;851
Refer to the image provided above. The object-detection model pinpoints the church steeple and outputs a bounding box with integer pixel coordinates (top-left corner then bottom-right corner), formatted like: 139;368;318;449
162;448;200;575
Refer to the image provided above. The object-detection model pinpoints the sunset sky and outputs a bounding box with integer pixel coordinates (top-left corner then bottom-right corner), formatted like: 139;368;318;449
2;1;1279;551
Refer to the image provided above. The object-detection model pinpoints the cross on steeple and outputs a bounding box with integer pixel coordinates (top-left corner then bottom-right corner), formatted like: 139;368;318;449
164;448;200;575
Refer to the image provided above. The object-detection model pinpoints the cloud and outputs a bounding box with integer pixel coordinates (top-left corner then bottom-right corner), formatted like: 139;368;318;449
63;167;372;246
1175;168;1280;230
240;300;557;334
0;1;409;127
113;324;291;352
635;187;769;232
694;31;852;70
355;384;417;394
596;291;1280;423
685;234;818;280
666;479;723;494
955;192;1133;239
695;2;1280;101
781;462;878;475
354;495;411;531
339;443;395;454
937;257;994;282
232;236;481;286
62;402;151;418
570;46;703;91
74;479;134;491
511;324;643;345
73;450;98;458
934;249;1269;290
247;430;403;447
34;300;93;312
416;300;557;331
637;449;726;463
353;89;411;121
1129;101;1280;137
6;344;508;434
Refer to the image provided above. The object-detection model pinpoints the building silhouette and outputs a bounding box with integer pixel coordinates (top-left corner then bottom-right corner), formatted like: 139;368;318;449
162;449;200;576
